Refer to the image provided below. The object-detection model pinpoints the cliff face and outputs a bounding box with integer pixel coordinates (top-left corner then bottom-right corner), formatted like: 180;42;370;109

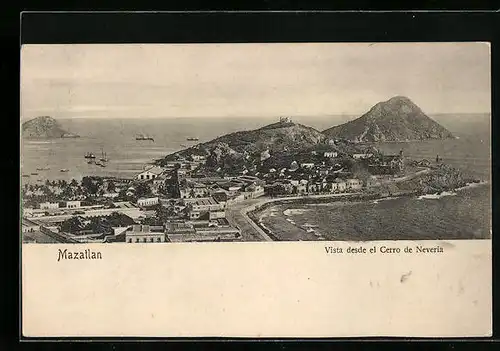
22;116;79;138
323;96;455;142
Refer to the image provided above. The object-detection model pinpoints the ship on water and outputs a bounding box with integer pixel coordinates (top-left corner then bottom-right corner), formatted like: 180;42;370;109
36;166;50;171
186;137;199;141
99;148;109;162
60;168;69;172
84;152;96;159
136;134;155;142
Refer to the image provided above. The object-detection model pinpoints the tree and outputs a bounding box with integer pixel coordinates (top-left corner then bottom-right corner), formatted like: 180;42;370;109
107;180;116;192
135;182;152;198
70;179;78;187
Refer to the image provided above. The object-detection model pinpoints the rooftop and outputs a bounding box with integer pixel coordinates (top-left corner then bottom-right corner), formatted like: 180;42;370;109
141;166;165;176
129;224;164;233
184;197;218;206
23;218;41;227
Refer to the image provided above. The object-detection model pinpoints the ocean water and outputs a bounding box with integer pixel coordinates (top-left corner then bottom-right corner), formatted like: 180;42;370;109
259;184;491;241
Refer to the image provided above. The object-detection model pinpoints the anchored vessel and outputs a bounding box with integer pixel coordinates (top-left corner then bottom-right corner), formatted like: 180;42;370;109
99;148;109;162
186;137;199;141
84;152;96;159
136;134;155;142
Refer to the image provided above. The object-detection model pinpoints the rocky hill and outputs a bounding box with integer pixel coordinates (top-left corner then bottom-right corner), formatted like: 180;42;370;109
323;96;455;142
22;116;79;139
164;118;326;163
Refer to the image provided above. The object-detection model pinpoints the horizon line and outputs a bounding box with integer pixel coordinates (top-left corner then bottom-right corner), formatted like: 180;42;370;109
21;111;492;120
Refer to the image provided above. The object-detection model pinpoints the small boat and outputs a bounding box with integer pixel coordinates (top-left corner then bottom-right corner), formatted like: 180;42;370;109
87;160;94;164
136;134;155;142
30;172;39;175
60;169;69;172
84;152;96;159
99;148;109;162
22;174;30;178
36;167;50;171
186;137;199;141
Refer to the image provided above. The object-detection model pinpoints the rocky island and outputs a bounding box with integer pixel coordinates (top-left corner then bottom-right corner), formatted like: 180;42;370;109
22;116;80;139
323;96;455;142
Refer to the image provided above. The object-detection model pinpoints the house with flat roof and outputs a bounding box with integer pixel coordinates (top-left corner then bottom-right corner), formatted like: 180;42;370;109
125;224;166;243
137;197;160;207
22;218;41;233
183;197;226;220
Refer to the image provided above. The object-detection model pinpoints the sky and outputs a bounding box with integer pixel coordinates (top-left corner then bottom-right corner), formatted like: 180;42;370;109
20;43;491;119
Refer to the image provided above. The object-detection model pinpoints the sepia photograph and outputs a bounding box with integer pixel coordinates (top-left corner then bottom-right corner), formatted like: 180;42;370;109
20;40;493;338
20;43;491;246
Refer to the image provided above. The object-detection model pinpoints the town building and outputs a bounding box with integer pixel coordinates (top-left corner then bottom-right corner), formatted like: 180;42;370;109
22;218;41;233
65;200;81;209
353;153;374;160
300;162;315;169
179;179;210;198
136;197;160;207
243;183;265;199
125;224;166;243
334;178;347;192
136;166;165;180
40;202;59;210
183;197;225;220
345;179;363;190
191;154;206;162
166;221;241;242
324;151;338;158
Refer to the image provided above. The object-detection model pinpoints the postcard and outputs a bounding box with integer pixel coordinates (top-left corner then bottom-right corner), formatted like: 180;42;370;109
21;42;492;338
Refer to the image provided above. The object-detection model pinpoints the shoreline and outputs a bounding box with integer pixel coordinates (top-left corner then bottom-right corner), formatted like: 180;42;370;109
244;181;489;241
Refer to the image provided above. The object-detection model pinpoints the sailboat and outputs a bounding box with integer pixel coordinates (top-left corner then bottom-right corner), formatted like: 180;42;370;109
99;148;109;162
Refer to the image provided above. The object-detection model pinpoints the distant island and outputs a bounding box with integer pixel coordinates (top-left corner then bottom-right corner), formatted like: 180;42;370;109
323;96;455;142
22;116;80;139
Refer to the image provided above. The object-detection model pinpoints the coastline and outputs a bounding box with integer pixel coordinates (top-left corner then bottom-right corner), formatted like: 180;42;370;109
244;181;489;241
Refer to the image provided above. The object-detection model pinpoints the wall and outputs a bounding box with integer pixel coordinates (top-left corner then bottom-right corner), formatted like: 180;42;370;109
125;233;165;243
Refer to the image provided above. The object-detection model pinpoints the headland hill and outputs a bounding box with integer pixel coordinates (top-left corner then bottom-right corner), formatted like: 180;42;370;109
21;96;488;243
22;116;80;139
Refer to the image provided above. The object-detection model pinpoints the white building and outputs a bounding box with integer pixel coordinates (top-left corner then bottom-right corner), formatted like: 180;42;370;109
334;179;347;192
137;197;160;207
40;202;59;210
65;200;81;209
301;162;315;169
345;179;363;190
136;166;165;180
353;153;373;160
191;155;206;162
324;151;338;158
126;224;165;243
22;218;41;233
